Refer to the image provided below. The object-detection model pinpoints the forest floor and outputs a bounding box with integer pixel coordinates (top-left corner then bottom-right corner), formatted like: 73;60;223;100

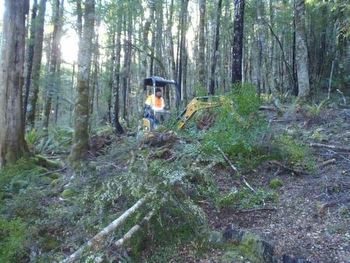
181;105;350;263
3;99;350;263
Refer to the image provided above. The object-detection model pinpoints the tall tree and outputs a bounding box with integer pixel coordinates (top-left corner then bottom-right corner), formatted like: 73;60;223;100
26;0;47;128
43;0;64;129
23;0;38;121
231;0;245;84
209;0;222;95
294;0;310;98
69;0;95;163
0;0;29;167
198;0;206;89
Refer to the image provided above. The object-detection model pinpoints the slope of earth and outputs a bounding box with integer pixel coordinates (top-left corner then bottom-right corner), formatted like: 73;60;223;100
198;106;350;263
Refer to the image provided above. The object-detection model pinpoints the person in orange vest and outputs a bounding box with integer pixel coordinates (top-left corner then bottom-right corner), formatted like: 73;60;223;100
144;87;165;128
145;87;165;111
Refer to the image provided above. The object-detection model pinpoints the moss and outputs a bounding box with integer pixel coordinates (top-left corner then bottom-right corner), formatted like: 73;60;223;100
0;217;27;262
47;172;61;180
269;178;283;189
34;155;64;169
61;189;77;198
41;235;60;252
238;233;263;262
218;188;278;209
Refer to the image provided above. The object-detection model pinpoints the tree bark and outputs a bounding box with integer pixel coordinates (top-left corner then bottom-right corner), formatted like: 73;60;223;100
209;0;222;95
26;0;47;128
113;16;124;134
231;0;245;84
198;0;206;89
294;0;310;98
23;0;38;122
0;0;29;167
43;0;63;129
69;0;95;163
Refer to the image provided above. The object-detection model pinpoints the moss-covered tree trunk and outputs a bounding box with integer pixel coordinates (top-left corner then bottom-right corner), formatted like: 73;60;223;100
0;0;29;167
69;0;95;163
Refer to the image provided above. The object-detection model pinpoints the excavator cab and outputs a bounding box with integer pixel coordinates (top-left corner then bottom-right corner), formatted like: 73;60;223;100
142;76;179;132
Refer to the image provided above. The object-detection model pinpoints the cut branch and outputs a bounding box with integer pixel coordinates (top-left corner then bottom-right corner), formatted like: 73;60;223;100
310;143;350;152
114;209;155;247
268;160;304;176
217;146;238;173
62;194;150;263
217;146;256;193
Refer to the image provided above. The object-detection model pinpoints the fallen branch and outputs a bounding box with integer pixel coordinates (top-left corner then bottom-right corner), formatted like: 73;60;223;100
62;194;151;263
259;105;277;111
268;160;304;176
310;143;350;152
319;158;336;168
114;209;155;247
235;206;277;213
217;146;256;193
318;197;350;215
216;146;238;173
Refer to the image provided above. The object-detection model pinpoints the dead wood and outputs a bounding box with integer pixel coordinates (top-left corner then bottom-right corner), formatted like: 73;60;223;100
89;134;113;156
62;194;150;263
235;207;277;213
140;131;178;147
319;158;336;168
318;197;350;215
268;160;305;176
259;105;278;111
114;209;155;247
310;143;350;152
196;113;217;130
217;146;256;193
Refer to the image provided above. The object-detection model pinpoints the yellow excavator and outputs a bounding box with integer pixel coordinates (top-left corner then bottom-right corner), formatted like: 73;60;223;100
142;76;224;131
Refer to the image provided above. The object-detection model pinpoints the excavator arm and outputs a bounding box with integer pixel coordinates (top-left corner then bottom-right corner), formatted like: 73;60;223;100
177;96;224;129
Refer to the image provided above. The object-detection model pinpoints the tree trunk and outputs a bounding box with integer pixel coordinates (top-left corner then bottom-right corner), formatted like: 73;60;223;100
26;0;47;128
43;0;63;129
23;0;38;122
122;15;132;125
178;0;189;104
113;16;124;134
294;0;310;98
209;0;222;95
198;0;206;89
231;0;245;84
0;0;29;167
69;0;95;163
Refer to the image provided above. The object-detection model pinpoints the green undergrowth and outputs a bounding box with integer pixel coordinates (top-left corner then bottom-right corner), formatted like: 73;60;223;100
0;157;66;262
201;84;269;170
218;187;278;210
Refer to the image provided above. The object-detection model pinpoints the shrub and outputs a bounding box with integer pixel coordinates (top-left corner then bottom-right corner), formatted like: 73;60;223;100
269;178;283;189
218;188;278;209
202;83;268;169
0;217;27;262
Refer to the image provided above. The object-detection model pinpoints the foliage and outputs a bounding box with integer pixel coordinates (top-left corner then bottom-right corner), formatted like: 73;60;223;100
0;217;27;262
274;134;316;171
26;127;73;154
202;83;268;169
269;178;283;189
218;187;278;210
305;99;328;118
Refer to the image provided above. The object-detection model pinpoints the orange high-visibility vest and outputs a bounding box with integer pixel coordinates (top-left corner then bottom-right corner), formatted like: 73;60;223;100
145;95;165;110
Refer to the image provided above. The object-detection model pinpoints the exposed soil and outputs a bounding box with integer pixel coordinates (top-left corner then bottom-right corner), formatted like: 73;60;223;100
199;106;350;262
